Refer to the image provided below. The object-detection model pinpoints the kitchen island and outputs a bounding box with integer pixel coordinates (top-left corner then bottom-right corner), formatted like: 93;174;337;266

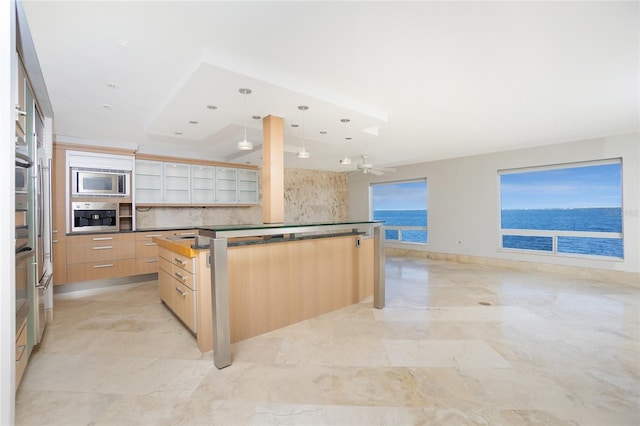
155;221;384;368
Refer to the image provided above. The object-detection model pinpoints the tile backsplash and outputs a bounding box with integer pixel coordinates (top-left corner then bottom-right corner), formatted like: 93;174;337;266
136;168;348;228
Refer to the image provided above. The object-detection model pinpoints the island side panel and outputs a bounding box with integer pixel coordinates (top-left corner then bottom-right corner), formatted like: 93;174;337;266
226;234;367;343
196;250;213;353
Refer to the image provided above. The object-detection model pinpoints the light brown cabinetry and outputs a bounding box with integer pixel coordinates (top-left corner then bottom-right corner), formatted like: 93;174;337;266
135;232;163;275
15;318;28;390
51;147;68;285
158;246;197;332
51;237;67;285
135;230;199;275
66;233;136;283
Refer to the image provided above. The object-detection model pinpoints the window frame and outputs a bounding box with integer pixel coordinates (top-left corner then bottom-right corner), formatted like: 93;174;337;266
370;178;428;246
497;158;624;260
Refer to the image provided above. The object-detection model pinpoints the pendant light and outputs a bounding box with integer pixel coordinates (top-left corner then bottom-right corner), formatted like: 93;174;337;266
297;105;310;159
339;118;352;165
237;88;253;151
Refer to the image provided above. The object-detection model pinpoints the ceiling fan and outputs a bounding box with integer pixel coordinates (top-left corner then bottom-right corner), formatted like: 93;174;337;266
349;155;396;176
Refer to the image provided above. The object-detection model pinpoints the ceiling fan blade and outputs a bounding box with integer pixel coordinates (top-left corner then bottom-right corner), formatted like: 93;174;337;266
379;167;396;173
368;169;384;176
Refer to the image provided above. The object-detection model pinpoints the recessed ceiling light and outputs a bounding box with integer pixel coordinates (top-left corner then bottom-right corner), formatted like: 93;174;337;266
206;105;218;110
106;82;119;89
188;120;198;124
101;104;112;110
116;40;130;50
174;131;183;135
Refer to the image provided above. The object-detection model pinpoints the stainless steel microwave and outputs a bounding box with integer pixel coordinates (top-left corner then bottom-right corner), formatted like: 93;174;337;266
72;168;130;197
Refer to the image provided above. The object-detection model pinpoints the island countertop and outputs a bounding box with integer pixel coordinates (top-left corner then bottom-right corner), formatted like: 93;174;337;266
197;221;382;239
153;235;203;258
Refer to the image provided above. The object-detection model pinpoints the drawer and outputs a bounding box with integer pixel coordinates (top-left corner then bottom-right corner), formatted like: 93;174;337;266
67;241;135;264
171;281;196;332
159;256;172;274
171;263;195;290
158;268;173;305
167;230;199;237
68;233;135;245
159;247;195;274
136;256;159;275
67;259;136;283
15;319;27;390
135;231;168;241
158;269;196;333
136;239;160;258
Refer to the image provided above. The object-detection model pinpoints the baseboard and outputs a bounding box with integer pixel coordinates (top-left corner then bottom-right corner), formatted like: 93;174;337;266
386;247;640;286
53;273;158;294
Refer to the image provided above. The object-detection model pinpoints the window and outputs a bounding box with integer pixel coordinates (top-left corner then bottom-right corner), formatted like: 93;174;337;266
371;180;427;244
499;160;623;258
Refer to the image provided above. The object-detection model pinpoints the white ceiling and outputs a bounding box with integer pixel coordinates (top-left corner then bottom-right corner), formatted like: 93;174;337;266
22;0;639;172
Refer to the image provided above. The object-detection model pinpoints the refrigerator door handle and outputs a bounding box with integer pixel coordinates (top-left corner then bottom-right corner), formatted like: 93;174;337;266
46;158;53;260
35;274;52;290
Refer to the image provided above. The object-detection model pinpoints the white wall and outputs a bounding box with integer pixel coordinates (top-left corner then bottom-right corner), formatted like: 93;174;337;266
1;0;17;423
349;133;640;274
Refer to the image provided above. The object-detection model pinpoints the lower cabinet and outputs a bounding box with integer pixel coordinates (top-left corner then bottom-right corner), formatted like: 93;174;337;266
66;233;136;283
15;318;28;390
158;247;197;332
51;236;67;285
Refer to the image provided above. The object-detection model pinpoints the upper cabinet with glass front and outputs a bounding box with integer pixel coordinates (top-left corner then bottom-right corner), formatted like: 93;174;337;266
191;164;216;204
134;157;258;206
238;169;259;204
135;160;163;204
163;162;191;204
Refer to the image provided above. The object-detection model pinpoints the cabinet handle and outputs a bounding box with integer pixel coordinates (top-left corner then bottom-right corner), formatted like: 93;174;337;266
144;242;157;246
174;257;186;265
93;237;113;241
52;239;58;243
93;263;114;269
15;105;27;116
174;271;186;281
145;258;159;263
16;344;26;363
93;245;113;250
52;230;58;234
144;234;161;238
179;232;195;236
175;286;187;296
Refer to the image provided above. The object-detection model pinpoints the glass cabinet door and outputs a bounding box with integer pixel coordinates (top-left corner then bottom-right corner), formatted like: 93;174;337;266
191;164;216;204
215;167;237;204
237;169;258;204
163;163;190;204
135;160;163;203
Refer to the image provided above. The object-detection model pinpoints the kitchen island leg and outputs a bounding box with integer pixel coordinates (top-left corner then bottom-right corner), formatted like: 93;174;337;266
210;237;231;369
373;226;385;309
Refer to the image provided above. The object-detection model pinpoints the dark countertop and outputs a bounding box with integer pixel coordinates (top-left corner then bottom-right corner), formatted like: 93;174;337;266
67;221;382;237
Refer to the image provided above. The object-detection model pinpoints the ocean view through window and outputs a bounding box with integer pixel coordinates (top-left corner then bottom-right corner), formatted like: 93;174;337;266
371;180;427;244
499;160;623;258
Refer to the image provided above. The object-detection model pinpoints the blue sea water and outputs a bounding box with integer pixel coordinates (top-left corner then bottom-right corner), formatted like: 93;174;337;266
502;207;623;258
374;208;623;258
373;209;428;243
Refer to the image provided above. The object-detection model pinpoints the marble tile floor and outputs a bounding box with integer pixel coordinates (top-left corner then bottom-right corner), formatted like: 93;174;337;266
15;256;640;425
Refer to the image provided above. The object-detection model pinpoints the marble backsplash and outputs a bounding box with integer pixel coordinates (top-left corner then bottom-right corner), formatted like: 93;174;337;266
136;168;348;228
